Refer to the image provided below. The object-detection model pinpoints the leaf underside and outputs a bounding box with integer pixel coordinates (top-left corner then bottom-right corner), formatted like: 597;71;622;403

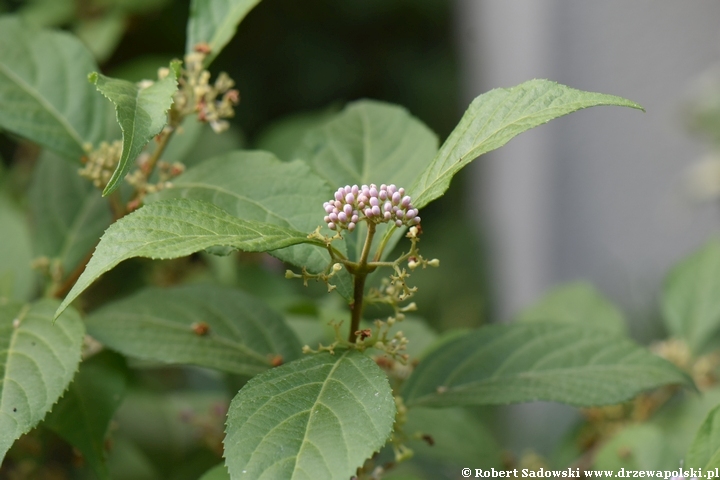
90;64;179;195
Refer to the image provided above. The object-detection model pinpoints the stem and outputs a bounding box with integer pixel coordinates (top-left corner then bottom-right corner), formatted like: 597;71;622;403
349;223;376;343
108;190;125;220
373;225;397;262
145;127;175;177
349;274;368;343
51;248;95;299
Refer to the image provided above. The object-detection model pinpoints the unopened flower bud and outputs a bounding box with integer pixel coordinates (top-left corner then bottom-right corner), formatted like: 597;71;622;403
428;259;440;267
332;263;343;272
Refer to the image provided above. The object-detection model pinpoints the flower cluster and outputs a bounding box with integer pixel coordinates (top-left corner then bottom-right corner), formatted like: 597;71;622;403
78;140;122;189
323;184;420;231
174;50;240;133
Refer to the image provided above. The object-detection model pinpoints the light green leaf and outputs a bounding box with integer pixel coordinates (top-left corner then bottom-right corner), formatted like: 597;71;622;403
44;351;129;480
662;239;720;353
410;79;644;209
402;322;690;408
199;464;230;480
294;100;439;276
0;299;85;462
55;198;320;319
85;284;302;375
593;425;677;472
29;151;112;277
686;404;720;469
90;63;179;195
224;351;395;480
186;0;262;65
152;150;353;299
0;196;34;302
0;16;107;161
517;282;626;334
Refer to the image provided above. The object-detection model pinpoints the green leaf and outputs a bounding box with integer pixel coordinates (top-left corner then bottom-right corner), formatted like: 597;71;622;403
593;425;677;472
296;100;438;190
662;239;720;353
199;464;230;480
0;16;107;161
55;198;318;318
517;282;626;334
402;322;690;408
86;284;302;375
686;404;720;469
151;150;353;299
224;351;395;479
186;0;262;65
255;108;339;162
44;351;129;480
74;11;127;62
0;299;85;462
294;100;438;269
402;407;502;469
0;196;34;302
410;79;644;209
29;151;112;277
90;63;179;195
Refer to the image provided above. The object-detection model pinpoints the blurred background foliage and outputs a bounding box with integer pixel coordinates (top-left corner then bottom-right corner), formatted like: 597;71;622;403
0;0;489;333
0;1;494;478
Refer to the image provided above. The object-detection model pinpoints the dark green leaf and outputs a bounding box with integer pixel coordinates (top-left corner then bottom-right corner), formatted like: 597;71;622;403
44;351;129;479
0;196;34;302
0;16;107;161
55;198;320;318
186;0;262;65
86;284;302;375
662;239;720;353
29;151;112;277
410;80;644;209
224;351;395;479
686;404;720;469
90;63;179;195
0;299;85;462
517;282;626;334
402;322;690;408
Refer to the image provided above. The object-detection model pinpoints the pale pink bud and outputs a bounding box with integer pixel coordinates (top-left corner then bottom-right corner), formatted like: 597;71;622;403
345;193;355;204
372;205;381;216
351;214;359;223
369;197;379;207
338;212;348;223
343;204;353;215
328;222;336;230
348;222;356;231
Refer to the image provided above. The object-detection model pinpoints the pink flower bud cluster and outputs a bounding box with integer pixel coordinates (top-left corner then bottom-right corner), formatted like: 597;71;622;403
323;184;421;231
